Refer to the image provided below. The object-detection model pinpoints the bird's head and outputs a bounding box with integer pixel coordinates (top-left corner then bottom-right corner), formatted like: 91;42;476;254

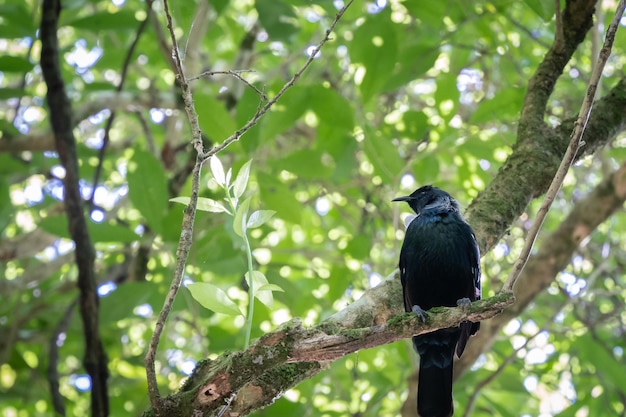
392;185;460;215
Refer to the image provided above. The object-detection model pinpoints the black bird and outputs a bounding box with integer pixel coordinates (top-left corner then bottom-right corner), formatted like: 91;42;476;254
393;185;481;417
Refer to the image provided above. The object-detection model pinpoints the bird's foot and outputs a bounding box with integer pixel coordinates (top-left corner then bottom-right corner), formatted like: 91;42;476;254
456;297;472;311
411;305;427;322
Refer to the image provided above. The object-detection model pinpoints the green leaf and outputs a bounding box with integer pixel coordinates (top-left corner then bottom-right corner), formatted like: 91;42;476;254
0;88;24;100
187;282;243;316
350;11;398;102
261;86;309;142
233;160;252;199
65;10;139;31
0;56;33;73
308;85;354;131
386;38;439;91
170;196;230;214
236;87;263;151
245;271;276;309
257;283;284;292
255;0;299;40
210;156;226;186
471;88;525;123
0;4;36;37
233;196;251;237
364;132;403;183
0;180;12;233
402;111;429;140
198;197;230;213
523;0;555;22
280;149;332;179
225;168;232;188
258;173;302;224
127;150;168;235
196;94;237;142
247;210;276;229
434;71;460;122
169;196;191;207
99;282;161;324
412;154;440;185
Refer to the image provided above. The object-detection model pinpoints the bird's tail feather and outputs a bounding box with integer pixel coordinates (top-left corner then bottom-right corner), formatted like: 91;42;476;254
413;332;457;417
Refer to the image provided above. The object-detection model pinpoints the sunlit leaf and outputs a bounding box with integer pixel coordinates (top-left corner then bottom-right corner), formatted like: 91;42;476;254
210;156;226;186
225;168;232;188
245;271;276;308
233;196;252;237
170;196;230;214
247;210;275;229
187;282;243;316
169;196;191;207
233;160;252;199
523;0;555;21
257;283;284;292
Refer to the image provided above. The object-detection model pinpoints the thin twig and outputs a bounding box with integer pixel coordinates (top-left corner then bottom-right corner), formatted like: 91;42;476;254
189;69;267;100
145;0;205;410
189;69;254;80
502;0;625;292
162;0;204;154
144;1;355;413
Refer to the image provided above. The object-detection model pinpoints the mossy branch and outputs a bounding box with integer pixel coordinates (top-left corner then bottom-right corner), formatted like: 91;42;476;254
146;287;514;416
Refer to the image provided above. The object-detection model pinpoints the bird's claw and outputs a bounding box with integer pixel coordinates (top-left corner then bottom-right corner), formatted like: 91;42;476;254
456;297;472;311
411;305;427;322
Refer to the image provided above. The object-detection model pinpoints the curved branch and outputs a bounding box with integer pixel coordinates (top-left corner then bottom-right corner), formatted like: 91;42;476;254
502;0;625;292
144;292;514;416
466;0;597;252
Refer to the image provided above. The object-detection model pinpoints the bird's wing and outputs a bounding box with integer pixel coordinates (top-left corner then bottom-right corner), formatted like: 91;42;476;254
457;227;481;357
470;231;481;301
399;251;414;313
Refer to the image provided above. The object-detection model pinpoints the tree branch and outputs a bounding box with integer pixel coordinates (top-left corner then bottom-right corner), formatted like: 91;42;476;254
466;0;597;253
143;292;513;416
39;0;108;416
502;0;625;292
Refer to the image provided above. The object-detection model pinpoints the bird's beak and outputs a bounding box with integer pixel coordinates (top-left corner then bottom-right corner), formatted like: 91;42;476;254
392;196;412;202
